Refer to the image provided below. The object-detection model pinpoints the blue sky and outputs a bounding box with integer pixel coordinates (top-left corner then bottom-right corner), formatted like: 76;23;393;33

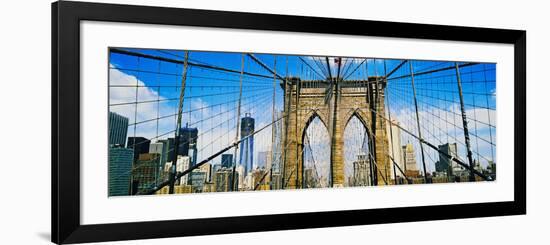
109;48;496;180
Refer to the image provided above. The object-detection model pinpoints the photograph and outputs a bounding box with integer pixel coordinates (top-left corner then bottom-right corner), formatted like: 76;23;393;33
108;48;496;196
1;0;540;244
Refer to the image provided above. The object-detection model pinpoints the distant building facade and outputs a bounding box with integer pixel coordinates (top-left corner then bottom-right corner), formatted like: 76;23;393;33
256;151;268;169
179;126;198;166
108;146;133;196
352;153;371;186
109;112;129;147
127;136;151;162
221;154;233;168
131;153;161;194
402;143;420;177
199;163;212;183
165;126;198;165
149;140;169;168
386;120;404;179
215;168;238;192
189;171;206;192
437;143;459;176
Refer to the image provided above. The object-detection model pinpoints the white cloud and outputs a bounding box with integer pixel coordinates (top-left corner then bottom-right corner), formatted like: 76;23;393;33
109;65;177;140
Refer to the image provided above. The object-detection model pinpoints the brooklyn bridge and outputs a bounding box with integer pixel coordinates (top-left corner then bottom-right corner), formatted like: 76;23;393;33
107;48;496;196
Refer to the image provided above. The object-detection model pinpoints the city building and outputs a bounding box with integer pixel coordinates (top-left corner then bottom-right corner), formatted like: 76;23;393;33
437;143;458;176
131;153;161;195
199;163;212;183
236;165;245;190
108;146;133;196
386;120;404;179
127;136;151;162
255;151;273;173
165;137;177;163
271;151;282;174
221;154;233;168
109;112;129;147
402;143;418;171
202;182;215;193
352;153;371;186
165;126;198;165
256;151;268;168
164;155;191;185
243;172;254;190
239;113;255;174
189;171;207;192
402;143;420;177
179;126;198;166
175;155;191;185
215;168;238;192
149;140;169;168
212;164;222;177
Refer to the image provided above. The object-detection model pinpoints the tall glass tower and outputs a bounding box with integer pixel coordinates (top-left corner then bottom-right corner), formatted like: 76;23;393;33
108;112;129;147
179;126;198;167
109;147;133;196
239;113;255;174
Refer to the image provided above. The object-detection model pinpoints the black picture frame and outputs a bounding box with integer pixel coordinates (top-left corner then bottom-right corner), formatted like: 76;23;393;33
52;1;526;244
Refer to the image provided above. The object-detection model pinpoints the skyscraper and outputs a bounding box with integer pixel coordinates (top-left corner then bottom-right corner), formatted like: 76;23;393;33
173;155;191;185
108;112;132;196
437;143;458;176
109;112;129;147
149;140;169;168
239;114;255;174
108;146;133;196
165;127;199;166
386;120;404;179
402;143;418;175
179;126;198;166
221;154;233;168
127;136;151;162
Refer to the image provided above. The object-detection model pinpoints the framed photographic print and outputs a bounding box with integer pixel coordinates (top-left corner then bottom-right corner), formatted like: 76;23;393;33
52;1;526;244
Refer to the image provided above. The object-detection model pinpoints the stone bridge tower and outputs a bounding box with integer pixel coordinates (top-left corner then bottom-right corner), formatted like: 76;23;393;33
281;77;391;189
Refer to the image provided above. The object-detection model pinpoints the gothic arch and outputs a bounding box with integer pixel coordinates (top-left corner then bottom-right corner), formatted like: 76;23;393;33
301;111;331;188
342;111;371;187
342;108;371;132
